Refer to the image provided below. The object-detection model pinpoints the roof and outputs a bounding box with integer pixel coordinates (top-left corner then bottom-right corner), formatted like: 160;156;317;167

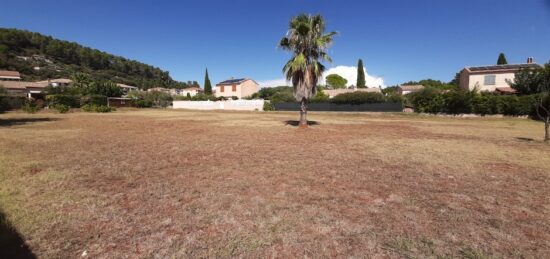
217;78;258;86
465;63;543;73
324;88;382;97
117;83;138;89
183;86;201;91
147;87;170;92
36;78;72;84
399;85;425;91
0;70;21;79
0;81;48;89
495;87;517;94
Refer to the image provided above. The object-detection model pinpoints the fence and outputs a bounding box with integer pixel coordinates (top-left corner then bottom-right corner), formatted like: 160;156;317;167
273;102;403;112
173;100;265;111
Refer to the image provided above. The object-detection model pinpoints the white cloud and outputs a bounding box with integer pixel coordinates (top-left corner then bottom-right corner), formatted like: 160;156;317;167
321;66;385;88
258;65;385;88
257;78;290;88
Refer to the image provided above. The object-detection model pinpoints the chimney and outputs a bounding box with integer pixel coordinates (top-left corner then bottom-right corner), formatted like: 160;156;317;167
527;57;534;64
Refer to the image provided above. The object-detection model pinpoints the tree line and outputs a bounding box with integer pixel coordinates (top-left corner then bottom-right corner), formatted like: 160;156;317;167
0;28;196;89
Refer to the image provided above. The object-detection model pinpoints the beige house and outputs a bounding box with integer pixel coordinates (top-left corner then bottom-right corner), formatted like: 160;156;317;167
459;58;543;92
147;87;171;94
117;83;139;96
37;78;72;87
324;87;382;98
0;70;22;81
215;78;258;99
0;81;49;99
398;85;424;95
171;86;202;97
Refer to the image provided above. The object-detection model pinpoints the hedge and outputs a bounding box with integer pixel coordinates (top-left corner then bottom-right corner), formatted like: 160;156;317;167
331;92;386;105
80;95;108;106
0;95;25;112
45;94;81;108
407;88;540;116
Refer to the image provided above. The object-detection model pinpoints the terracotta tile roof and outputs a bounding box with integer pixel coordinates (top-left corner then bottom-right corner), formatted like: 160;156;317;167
0;81;48;89
495;87;517;94
217;78;259;86
0;70;21;79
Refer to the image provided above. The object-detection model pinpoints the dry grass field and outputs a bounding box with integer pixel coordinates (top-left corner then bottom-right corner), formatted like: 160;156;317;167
1;109;550;258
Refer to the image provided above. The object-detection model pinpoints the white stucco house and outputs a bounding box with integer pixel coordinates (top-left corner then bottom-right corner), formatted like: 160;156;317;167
215;78;258;99
459;58;543;93
171;86;202;97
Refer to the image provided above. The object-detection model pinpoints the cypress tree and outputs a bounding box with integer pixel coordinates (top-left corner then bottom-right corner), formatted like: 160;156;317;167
204;68;212;94
357;59;366;88
497;53;508;65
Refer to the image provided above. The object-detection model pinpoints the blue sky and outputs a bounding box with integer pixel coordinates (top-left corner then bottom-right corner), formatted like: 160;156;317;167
1;0;549;87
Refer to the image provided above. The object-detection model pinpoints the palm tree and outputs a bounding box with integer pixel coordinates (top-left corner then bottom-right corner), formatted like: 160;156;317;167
279;14;337;127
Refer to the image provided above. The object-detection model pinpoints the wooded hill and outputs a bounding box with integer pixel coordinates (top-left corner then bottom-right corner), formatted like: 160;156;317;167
0;28;197;89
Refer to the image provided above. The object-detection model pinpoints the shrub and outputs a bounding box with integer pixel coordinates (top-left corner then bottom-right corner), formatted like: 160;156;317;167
95;105;115;113
45;94;80;108
135;99;153;108
443;90;474;114
331;92;385;105
22;102;40;113
263;101;275;111
0;95;25;112
270;91;295;104
81;104;114;113
407;87;445;113
231;96;239;100
80;95;107;106
53;104;70;113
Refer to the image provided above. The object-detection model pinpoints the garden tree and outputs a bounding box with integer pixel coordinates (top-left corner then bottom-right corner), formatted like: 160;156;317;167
497;53;508;65
357;59;366;88
534;64;550;142
402;79;457;90
325;74;347;89
204;68;212;94
279;14;337;127
510;65;547;95
86;81;122;97
71;72;93;90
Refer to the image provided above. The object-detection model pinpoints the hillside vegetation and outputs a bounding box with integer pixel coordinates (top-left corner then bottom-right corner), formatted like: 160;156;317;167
0;28;196;89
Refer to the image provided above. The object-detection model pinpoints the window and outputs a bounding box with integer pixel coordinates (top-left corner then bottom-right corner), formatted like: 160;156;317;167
220;86;224;92
232;85;237;92
484;75;496;85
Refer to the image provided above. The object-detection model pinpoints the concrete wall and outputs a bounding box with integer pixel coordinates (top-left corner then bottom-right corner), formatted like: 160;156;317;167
173;100;265;111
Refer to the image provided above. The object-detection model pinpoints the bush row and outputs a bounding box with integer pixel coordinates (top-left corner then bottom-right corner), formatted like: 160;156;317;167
407;88;540;116
0;95;26;112
45;94;107;108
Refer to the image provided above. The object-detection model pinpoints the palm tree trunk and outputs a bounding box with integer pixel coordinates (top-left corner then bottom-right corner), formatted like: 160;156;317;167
299;98;308;128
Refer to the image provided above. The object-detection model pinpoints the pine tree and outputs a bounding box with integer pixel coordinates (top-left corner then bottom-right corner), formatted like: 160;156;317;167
357;59;366;88
204;68;212;94
497;53;508;65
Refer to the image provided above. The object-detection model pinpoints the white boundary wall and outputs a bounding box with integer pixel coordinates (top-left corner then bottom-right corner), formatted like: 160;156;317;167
173;100;265;111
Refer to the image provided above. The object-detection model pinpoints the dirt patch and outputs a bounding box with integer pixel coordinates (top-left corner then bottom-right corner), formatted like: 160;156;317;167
1;110;549;258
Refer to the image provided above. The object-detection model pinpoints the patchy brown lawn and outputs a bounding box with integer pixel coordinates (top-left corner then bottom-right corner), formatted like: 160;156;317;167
1;109;549;258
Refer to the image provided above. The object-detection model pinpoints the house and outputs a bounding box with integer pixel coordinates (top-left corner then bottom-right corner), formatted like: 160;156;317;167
147;87;171;94
117;83;139;96
398;85;424;95
215;78;258;99
459;58;543;92
324;87;382;98
36;78;72;87
170;87;202;97
0;70;22;81
0;81;49;99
